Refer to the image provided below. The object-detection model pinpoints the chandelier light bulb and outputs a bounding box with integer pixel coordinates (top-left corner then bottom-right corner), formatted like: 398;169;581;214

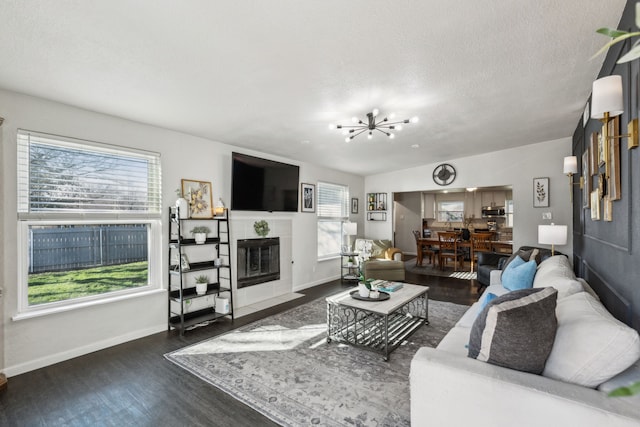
333;108;417;142
388;113;396;119
328;123;336;130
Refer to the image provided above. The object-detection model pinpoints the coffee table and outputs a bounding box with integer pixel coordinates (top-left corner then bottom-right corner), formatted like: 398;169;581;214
326;283;429;361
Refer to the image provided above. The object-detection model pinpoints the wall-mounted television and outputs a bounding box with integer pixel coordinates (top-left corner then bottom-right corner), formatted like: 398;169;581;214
231;152;300;212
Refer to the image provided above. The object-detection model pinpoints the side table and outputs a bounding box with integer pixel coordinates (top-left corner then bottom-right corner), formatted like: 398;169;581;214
340;252;360;284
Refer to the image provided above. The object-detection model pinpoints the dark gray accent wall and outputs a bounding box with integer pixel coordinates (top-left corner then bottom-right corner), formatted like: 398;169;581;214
572;0;640;332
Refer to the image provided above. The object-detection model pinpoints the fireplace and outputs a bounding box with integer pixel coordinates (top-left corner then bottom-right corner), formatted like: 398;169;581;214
237;237;280;288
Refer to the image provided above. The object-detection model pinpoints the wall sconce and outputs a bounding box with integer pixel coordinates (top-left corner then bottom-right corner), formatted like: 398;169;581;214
538;223;567;256
563;156;583;203
591;76;639;182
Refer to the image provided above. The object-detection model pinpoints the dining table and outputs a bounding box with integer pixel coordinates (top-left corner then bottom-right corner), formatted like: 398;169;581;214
416;236;513;271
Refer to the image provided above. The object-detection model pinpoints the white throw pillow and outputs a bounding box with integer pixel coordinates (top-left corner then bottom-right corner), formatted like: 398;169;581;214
533;255;583;299
543;292;640;388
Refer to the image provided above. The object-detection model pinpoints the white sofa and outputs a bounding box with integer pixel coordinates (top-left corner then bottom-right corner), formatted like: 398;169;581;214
410;254;640;427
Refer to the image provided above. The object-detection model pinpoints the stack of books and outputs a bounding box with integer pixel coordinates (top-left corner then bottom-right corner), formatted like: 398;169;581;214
376;281;404;293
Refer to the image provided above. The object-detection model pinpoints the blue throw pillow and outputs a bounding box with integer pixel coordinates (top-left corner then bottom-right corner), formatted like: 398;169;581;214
501;256;537;291
479;292;498;311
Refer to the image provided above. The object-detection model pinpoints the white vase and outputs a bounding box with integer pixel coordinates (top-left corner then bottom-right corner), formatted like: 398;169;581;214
358;282;370;298
194;233;207;244
195;282;207;295
175;197;190;219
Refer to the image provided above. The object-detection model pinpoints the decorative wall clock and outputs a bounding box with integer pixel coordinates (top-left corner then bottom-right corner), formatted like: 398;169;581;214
432;163;456;186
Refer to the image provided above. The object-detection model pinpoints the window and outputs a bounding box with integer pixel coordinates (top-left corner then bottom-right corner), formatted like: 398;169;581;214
505;199;514;228
17;130;162;313
317;181;349;259
437;201;464;223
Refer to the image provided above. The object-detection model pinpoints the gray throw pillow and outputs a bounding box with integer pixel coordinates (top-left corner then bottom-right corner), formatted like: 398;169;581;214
468;287;558;374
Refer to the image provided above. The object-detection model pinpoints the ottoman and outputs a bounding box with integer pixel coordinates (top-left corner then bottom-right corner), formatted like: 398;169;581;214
363;259;406;282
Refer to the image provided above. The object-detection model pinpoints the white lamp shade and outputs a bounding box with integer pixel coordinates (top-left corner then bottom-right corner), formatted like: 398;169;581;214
591;75;624;119
343;222;357;236
538;224;568;246
563;156;578;175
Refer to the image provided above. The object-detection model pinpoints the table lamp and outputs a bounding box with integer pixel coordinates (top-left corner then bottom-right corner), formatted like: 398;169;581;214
343;222;357;252
538;223;567;256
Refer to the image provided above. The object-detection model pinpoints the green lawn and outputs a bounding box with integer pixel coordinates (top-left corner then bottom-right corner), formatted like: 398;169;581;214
28;261;149;305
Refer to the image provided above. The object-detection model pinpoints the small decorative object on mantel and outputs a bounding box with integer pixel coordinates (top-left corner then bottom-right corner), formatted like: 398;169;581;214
214;198;227;217
254;220;270;237
190;226;211;244
175;188;190;219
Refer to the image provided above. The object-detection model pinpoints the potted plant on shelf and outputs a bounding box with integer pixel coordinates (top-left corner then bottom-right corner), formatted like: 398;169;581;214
190;226;211;244
194;274;209;295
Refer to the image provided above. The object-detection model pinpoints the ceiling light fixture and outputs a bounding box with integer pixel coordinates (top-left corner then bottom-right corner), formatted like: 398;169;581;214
329;109;418;142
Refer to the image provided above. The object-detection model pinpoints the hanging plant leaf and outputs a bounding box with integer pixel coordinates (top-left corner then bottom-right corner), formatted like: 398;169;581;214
596;27;630;38
591;32;640;60
618;43;640;63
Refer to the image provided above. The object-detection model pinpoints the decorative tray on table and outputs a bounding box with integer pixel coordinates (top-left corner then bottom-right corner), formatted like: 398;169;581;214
349;290;390;301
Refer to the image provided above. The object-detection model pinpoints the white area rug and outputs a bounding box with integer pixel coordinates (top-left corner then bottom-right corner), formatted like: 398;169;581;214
165;294;468;426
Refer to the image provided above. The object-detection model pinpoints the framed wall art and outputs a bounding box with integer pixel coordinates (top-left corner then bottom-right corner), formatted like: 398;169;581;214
598;126;606;167
590;132;599;176
590;190;600;220
533;177;549;208
608;116;621;200
301;183;315;213
351;197;358;214
181;179;213;218
603;196;613;222
582;149;590;209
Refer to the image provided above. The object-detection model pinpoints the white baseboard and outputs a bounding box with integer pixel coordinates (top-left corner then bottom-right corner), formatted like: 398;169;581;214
4;324;166;377
293;275;341;292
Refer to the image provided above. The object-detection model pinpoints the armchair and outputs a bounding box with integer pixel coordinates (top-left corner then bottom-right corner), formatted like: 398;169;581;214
354;239;405;282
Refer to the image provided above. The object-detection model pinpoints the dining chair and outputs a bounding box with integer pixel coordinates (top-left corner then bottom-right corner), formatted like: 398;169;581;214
413;230;438;267
438;231;465;271
470;232;494;272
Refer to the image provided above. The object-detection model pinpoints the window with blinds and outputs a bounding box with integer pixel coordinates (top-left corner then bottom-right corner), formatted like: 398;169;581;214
317;181;349;259
17;130;161;216
16;130;162;313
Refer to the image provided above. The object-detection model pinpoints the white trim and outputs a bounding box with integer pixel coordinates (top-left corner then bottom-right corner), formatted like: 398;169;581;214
3;322;166;377
12;288;165;321
16;219;162;316
293;275;341;292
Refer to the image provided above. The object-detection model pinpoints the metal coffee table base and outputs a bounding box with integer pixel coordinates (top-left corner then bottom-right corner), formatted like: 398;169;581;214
326;292;428;361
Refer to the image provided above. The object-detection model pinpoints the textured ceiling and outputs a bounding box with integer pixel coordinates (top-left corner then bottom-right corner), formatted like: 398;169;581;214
0;1;627;175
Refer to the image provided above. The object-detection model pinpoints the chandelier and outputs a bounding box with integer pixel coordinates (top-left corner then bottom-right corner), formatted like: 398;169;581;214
329;109;418;142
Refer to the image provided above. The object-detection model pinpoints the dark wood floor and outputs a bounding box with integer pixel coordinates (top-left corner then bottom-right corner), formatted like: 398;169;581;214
0;268;478;426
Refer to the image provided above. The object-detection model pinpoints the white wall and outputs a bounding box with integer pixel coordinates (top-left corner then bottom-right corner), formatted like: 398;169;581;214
364;139;574;258
0;89;364;376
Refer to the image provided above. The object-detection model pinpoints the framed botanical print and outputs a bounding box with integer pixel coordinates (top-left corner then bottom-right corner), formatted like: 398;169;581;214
301;183;315;212
533;177;549;208
181;179;213;218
